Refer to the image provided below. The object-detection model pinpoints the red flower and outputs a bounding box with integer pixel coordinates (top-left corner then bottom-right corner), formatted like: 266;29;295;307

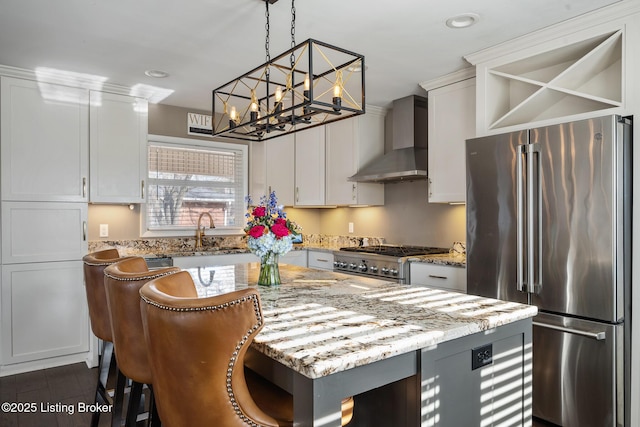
271;223;290;238
252;206;266;217
275;218;287;226
248;225;266;238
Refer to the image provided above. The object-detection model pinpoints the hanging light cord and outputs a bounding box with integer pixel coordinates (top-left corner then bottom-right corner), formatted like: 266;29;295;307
265;1;271;64
290;0;296;68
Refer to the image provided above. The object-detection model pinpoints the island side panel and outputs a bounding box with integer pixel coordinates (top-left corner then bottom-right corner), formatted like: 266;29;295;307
421;319;532;427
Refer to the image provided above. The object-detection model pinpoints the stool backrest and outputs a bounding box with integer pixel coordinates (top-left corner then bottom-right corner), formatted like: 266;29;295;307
82;249;129;342
104;256;179;384
140;271;279;427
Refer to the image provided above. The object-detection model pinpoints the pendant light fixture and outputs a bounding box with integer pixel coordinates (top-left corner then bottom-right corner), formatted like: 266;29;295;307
212;0;365;141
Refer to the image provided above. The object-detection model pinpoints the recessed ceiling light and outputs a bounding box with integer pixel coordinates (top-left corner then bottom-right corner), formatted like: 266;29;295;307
445;13;480;29
144;69;169;78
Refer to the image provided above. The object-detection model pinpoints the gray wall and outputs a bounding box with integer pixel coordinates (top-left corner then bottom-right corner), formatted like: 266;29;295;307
319;181;466;247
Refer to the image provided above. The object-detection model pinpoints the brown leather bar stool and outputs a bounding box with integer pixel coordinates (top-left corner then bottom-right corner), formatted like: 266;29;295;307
139;271;354;427
82;249;129;427
104;256;180;427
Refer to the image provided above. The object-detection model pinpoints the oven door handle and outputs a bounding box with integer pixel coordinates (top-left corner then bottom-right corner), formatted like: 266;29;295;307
532;321;606;341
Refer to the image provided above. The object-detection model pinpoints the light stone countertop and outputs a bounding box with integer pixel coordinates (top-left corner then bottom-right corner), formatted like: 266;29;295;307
88;236;376;259
408;253;466;267
184;263;535;379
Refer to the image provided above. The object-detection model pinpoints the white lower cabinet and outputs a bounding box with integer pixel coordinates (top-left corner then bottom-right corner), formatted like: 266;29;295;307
307;250;335;270
280;250;307;267
1;261;89;366
410;263;466;293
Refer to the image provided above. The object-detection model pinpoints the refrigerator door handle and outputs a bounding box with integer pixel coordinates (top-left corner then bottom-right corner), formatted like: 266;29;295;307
516;144;526;292
532;321;606;340
528;142;543;294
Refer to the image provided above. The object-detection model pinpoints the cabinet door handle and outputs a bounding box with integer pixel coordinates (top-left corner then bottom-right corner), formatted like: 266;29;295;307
296;187;299;203
428;274;448;280
316;258;329;262
82;221;87;241
82;177;87;198
141;180;145;199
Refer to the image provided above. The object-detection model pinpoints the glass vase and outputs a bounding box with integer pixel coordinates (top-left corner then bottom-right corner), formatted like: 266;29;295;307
258;251;281;286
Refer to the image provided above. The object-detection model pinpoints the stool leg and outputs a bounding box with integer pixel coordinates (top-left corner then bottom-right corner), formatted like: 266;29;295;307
125;381;143;427
111;368;127;427
91;340;113;427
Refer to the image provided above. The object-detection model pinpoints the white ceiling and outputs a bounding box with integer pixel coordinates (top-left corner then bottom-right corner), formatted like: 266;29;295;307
0;0;621;111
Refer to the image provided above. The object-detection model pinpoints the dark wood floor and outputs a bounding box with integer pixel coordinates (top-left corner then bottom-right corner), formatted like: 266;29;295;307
0;362;110;427
2;362;559;427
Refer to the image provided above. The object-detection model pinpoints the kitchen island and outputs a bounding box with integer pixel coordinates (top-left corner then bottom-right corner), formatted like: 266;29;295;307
184;263;536;427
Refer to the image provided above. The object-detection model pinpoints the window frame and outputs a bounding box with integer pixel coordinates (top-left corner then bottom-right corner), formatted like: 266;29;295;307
141;134;249;238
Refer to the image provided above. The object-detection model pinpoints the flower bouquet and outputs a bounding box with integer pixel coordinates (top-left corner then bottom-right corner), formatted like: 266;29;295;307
245;191;301;286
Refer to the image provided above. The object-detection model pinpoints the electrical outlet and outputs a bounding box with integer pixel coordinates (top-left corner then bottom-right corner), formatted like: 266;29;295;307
472;343;493;370
348;222;354;233
99;224;109;238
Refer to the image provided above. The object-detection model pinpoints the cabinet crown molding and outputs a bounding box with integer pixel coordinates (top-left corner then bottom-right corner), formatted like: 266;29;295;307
0;64;140;98
464;1;640;65
419;68;476;92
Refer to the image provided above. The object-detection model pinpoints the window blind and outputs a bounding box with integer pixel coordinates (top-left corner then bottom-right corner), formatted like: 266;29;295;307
147;143;245;230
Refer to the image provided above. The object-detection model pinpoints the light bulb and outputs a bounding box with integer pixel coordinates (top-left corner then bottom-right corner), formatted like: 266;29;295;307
230;106;237;121
275;86;282;102
333;84;342;98
250;102;258;112
304;74;310;91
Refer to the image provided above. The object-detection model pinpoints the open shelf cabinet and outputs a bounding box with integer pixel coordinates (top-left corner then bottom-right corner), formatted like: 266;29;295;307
486;30;622;130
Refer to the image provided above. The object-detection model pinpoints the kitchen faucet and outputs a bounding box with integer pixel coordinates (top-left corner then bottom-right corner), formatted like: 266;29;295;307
195;212;215;249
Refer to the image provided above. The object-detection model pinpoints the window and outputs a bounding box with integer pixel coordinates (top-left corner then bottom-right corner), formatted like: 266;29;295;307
143;135;248;236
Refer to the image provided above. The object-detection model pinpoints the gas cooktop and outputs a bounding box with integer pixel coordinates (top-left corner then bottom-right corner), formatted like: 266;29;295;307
338;245;449;258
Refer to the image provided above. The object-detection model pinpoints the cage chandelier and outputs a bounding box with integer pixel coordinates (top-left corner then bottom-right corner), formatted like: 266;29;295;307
212;0;365;141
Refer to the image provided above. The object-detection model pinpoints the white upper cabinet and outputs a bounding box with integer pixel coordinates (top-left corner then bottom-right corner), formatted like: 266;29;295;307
89;91;148;203
326;109;385;206
250;134;295;205
249;139;267;202
427;78;475;204
250;109;385;207
268;134;295;206
294;126;326;206
1;76;89;202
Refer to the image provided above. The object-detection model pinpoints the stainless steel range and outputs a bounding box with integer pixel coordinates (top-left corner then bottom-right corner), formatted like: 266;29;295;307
333;245;449;284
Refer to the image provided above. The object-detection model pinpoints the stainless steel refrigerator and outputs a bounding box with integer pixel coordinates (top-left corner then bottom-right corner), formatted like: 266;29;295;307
466;115;631;427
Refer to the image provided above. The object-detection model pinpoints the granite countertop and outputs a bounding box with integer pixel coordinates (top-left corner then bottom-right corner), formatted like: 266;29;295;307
88;235;379;259
183;263;535;379
409;253;466;267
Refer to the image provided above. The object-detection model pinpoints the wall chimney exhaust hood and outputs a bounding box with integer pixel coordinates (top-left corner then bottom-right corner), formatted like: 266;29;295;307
348;95;428;183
